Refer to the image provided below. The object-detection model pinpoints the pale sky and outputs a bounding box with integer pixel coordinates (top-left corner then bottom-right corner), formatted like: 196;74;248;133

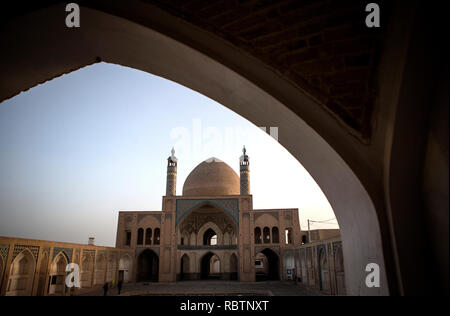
0;62;338;247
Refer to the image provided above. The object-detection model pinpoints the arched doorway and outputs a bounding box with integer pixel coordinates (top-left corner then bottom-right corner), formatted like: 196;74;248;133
334;246;346;295
203;228;218;245
48;253;68;296
255;248;279;281
201;252;221;280
137;249;159;282
6;250;36;296
318;248;330;292
229;253;238;280
118;255;132;283
180;254;190;281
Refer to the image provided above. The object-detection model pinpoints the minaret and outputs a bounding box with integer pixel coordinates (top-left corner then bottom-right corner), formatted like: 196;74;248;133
239;146;250;195
166;147;177;196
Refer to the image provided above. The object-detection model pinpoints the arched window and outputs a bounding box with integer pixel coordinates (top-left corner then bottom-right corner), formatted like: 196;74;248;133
263;227;270;244
137;228;144;245
7;250;36;296
254;227;262;244
272;227;279;243
285;228;293;244
145;228;152;245
125;231;131;246
203;228;217;245
154;228;160;245
301;235;307;244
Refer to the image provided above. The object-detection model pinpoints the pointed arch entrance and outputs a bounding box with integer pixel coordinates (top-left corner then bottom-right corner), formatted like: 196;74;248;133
255;248;279;281
137;249;159;282
48;252;68;296
6;249;36;296
200;252;221;280
180;254;190;281
118;255;132;283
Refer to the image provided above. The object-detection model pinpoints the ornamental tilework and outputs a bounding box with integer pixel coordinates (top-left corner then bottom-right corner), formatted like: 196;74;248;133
52;247;73;262
0;244;9;262
176;198;239;226
12;245;40;263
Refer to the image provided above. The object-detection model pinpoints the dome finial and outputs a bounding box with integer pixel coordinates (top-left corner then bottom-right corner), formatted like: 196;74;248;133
242;145;246;155
171;147;175;156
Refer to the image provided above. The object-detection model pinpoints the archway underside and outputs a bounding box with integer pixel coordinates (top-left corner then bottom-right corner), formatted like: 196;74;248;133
177;204;238;248
137;249;159;282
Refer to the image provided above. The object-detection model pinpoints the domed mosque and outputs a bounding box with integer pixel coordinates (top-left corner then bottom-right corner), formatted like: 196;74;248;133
182;157;240;196
116;147;302;282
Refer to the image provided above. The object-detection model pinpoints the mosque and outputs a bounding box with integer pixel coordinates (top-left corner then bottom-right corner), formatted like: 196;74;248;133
116;147;302;282
0;147;308;296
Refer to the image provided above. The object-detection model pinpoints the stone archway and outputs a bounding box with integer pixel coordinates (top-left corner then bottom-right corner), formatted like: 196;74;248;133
180;254;190;281
256;248;280;281
119;255;132;283
137;249;159;282
1;3;402;295
200;252;221;280
48;252;68;296
178;202;236;248
203;228;218;246
80;254;93;288
318;248;330;293
6;249;36;296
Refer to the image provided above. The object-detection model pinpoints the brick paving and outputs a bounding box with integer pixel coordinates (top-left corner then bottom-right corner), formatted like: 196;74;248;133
77;280;322;296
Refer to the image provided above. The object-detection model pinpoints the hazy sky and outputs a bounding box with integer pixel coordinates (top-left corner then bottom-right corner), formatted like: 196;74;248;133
0;63;338;247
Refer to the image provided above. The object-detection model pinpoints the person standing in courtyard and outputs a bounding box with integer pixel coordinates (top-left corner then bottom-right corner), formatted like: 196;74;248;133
103;282;109;296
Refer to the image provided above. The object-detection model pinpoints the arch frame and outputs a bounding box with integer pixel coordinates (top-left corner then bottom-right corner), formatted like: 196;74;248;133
255;248;281;282
176;199;239;228
119;253;133;283
0;3;395;294
137;249;159;282
197;222;224;246
6;248;36;296
199;251;222;280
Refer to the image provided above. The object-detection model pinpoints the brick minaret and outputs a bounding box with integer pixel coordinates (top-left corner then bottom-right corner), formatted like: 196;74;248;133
239;146;250;195
166;147;177;196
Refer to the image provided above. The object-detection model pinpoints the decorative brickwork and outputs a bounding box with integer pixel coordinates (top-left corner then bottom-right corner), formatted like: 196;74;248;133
52;247;73;262
0;245;9;263
148;0;392;138
176;198;239;225
12;245;40;263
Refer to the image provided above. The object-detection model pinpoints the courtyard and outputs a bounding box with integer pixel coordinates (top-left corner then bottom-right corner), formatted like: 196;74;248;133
77;280;322;296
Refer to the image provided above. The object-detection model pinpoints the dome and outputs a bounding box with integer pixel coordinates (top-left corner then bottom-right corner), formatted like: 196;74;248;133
182;158;240;196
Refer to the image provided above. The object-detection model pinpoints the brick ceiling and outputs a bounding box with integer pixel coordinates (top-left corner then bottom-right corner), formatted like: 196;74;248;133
3;0;391;139
146;0;391;139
